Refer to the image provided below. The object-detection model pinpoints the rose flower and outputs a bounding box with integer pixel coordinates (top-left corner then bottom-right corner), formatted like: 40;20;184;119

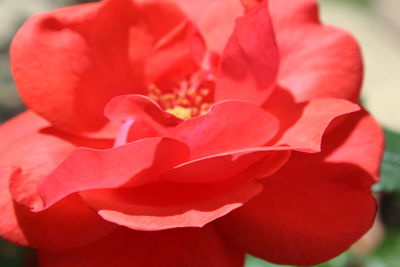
0;0;383;266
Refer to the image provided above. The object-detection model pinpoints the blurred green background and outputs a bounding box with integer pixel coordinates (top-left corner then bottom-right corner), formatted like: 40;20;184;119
0;0;399;266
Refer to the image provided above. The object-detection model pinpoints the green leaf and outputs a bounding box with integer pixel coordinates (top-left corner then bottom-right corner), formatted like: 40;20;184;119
0;239;25;267
245;253;350;267
245;255;288;267
373;128;400;193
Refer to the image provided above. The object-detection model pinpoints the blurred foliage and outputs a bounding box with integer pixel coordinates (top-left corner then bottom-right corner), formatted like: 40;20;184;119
0;239;36;267
327;0;372;7
0;105;25;123
245;253;350;267
373;129;400;193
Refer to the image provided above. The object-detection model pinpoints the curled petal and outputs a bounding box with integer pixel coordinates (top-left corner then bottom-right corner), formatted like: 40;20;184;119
322;109;384;181
265;87;360;152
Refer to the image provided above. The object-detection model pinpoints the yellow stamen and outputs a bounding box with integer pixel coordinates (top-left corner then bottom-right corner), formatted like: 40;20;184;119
166;106;193;120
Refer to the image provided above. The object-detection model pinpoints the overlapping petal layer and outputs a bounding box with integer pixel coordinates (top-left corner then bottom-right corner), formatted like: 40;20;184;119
36;91;362;232
37;95;291;230
264;87;360;152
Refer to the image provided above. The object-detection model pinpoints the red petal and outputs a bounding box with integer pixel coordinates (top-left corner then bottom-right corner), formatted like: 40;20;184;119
269;0;362;102
106;95;280;159
322;110;384;181
215;0;279;104
145;20;206;89
265;88;360;152
10;0;184;137
79;175;262;231
167;0;243;52
0;112;116;250
38;137;190;210
39;225;244;267
217;152;376;266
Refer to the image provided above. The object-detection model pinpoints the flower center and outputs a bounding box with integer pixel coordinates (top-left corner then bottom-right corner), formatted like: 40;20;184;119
148;70;215;120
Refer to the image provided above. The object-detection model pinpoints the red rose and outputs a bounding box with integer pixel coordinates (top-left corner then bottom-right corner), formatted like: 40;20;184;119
0;0;383;266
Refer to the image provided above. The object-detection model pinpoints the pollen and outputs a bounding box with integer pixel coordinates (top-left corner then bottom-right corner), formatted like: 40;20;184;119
147;71;215;120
